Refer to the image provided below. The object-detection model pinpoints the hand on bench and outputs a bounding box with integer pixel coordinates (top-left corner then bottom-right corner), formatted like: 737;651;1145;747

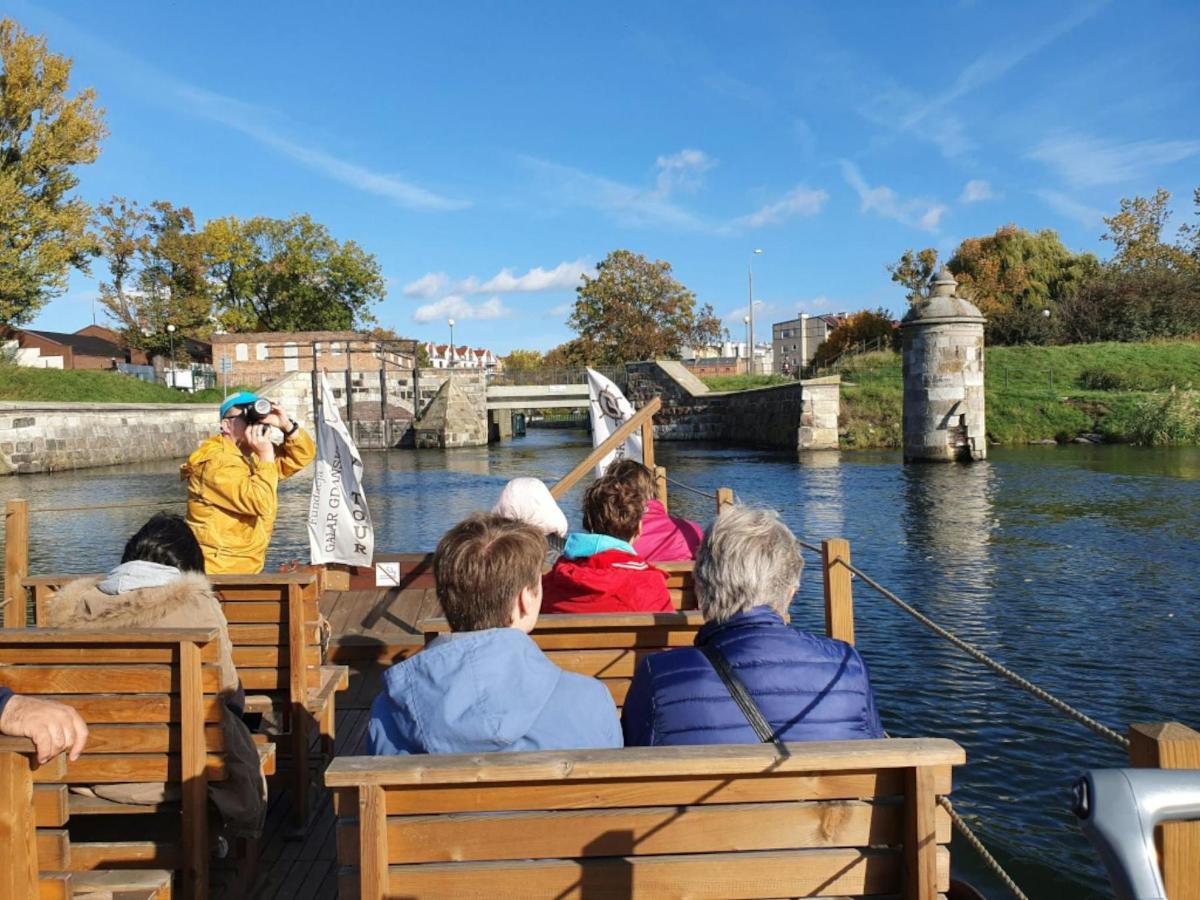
0;694;88;764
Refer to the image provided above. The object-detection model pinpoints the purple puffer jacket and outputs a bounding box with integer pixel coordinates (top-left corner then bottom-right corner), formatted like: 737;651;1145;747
622;606;884;747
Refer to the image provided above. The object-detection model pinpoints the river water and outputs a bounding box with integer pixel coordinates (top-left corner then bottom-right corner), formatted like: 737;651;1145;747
2;430;1198;897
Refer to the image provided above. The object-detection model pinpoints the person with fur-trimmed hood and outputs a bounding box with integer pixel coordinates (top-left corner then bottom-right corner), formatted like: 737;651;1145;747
45;514;266;838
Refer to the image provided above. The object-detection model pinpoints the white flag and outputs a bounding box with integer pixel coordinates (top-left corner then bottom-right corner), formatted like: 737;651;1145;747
308;373;374;566
586;367;643;478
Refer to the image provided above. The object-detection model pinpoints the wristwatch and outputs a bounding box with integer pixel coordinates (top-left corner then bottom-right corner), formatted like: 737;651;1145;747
285;419;300;438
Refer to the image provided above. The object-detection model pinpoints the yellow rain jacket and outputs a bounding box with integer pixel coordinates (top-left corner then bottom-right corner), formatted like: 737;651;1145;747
181;429;316;574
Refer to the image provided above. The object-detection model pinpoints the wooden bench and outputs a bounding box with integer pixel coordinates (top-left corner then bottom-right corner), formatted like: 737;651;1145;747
327;738;965;899
2;736;176;900
21;572;349;830
208;573;348;829
657;561;696;609
0;628;276;900
422;611;706;709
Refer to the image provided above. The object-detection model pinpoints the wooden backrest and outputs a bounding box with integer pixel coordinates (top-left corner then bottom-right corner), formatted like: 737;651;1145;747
422;611;706;709
208;572;324;700
21;571;323;701
0;629;224;899
326;738;965;900
0;736;71;900
658;561;696;609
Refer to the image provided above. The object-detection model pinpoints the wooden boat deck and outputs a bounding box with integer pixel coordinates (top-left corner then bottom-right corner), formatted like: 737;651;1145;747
243;659;388;900
241;582;428;898
321;586;431;664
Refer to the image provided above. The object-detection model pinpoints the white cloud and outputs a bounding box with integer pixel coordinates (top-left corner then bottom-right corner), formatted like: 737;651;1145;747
960;179;996;203
856;4;1104;159
412;295;511;324
840;161;947;231
523;156;710;231
402;272;450;298
1027;132;1200;187
654;148;716;195
524;155;830;234
733;186;829;229
546;302;573;318
176;87;469;211
722;299;768;321
1034;189;1108;228
404;259;592;300
480;260;592;293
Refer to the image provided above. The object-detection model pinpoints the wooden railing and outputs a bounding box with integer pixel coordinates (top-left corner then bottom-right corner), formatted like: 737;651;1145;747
550;397;661;500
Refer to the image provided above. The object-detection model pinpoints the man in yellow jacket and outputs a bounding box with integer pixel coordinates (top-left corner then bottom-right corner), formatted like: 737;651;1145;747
182;391;316;574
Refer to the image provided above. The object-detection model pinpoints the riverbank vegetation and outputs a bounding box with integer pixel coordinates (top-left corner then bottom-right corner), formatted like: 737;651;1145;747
700;373;791;392
0;362;247;404
837;339;1200;448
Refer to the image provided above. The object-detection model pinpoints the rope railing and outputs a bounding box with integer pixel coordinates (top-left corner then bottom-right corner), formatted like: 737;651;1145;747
940;797;1030;900
28;499;187;514
823;547;1129;750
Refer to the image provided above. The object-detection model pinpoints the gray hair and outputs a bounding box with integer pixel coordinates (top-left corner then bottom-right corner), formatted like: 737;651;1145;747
694;506;803;623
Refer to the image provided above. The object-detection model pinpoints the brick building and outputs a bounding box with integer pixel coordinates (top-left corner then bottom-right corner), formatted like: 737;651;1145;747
210;331;416;385
2;326;148;370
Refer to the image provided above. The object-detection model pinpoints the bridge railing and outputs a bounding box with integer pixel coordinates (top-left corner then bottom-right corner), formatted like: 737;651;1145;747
489;364;626;388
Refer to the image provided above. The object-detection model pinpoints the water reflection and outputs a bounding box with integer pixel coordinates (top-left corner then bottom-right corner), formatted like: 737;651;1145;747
0;434;1197;898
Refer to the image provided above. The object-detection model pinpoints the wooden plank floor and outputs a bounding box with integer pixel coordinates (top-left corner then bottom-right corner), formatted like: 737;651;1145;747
215;588;418;898
240;661;387;900
322;586;433;663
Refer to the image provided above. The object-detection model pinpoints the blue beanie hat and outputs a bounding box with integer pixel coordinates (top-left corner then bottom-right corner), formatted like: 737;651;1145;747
220;391;261;420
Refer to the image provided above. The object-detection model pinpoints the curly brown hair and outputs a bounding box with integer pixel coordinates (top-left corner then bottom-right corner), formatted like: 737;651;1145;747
433;514;548;632
602;459;656;501
582;475;646;542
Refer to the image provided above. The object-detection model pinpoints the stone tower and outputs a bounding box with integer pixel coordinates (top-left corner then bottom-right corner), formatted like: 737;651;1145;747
901;268;986;462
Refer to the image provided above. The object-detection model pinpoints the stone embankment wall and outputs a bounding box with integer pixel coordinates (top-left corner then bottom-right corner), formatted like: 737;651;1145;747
625;361;838;451
0;402;220;475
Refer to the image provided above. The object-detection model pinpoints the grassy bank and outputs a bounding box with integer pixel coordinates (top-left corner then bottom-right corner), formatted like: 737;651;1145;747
700;373;791;392
0;364;246;404
836;339;1200;448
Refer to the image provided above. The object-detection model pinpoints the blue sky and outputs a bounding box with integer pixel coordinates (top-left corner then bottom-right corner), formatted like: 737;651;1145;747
15;0;1200;354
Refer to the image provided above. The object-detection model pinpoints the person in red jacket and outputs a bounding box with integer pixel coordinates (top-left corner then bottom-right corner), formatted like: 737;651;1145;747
541;476;672;614
604;460;704;562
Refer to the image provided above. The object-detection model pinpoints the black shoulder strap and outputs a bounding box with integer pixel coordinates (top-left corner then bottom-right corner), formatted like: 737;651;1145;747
698;642;785;751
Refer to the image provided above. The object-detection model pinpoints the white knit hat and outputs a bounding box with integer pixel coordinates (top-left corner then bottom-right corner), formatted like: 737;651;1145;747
491;477;569;538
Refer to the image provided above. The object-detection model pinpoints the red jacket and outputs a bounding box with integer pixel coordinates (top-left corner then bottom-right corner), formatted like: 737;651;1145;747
542;547;672;615
634;499;703;562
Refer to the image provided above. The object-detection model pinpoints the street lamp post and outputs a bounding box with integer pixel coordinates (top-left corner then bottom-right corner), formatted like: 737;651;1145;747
447;318;455;368
748;249;763;375
166;324;176;389
742;315;750;371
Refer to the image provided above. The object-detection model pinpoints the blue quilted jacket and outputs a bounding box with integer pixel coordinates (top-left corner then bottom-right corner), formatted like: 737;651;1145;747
621;606;884;746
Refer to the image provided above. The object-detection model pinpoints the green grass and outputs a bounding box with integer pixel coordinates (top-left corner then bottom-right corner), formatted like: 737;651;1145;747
0;363;251;404
701;373;792;392
836;339;1200;448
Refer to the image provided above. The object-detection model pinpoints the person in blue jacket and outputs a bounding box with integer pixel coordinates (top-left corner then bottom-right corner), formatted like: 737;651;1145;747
368;513;623;755
622;506;884;746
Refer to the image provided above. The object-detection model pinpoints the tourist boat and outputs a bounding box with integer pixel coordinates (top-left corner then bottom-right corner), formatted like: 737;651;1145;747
1;397;1195;899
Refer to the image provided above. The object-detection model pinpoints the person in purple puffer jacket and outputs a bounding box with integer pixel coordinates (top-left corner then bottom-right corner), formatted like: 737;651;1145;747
622;505;884;747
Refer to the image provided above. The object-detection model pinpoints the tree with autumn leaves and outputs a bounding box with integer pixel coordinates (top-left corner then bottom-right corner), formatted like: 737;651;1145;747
1;16;387;358
886;186;1200;346
0;18;106;325
93;200;385;361
545;250;724;367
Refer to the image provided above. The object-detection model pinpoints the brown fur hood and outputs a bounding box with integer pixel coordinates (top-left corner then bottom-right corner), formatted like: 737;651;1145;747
46;572;238;695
